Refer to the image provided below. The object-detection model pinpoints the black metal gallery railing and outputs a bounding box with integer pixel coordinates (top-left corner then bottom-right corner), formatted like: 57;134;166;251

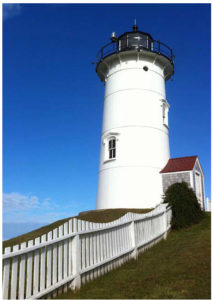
96;35;174;66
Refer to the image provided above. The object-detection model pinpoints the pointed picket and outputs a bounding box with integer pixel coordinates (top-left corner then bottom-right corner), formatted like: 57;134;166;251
68;219;73;280
52;228;58;297
10;244;19;300
19;242;27;299
3;247;11;300
40;235;46;292
63;222;68;293
81;220;86;285
33;238;40;296
46;231;52;289
26;240;33;298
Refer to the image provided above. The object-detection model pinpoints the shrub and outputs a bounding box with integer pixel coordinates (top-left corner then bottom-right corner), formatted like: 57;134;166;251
164;182;204;229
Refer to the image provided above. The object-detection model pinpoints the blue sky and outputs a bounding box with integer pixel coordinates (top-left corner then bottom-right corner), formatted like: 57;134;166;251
3;3;211;239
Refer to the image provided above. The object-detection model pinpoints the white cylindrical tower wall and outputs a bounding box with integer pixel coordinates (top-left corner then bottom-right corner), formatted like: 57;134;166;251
96;36;173;209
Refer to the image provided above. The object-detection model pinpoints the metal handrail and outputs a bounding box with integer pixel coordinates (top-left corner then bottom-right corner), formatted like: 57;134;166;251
96;37;174;65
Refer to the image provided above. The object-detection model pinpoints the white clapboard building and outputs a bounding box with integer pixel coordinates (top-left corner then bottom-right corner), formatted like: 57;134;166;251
160;156;205;210
206;197;211;211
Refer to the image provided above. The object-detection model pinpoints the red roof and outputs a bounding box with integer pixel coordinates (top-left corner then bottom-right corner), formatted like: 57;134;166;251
160;156;198;173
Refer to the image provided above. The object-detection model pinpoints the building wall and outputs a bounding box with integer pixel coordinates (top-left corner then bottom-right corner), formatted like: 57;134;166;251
206;197;211;211
162;171;191;193
161;160;205;210
193;160;205;209
96;52;171;209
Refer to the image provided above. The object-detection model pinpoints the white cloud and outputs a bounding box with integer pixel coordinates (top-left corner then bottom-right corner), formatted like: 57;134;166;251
3;4;22;21
42;197;51;208
3;209;77;225
3;192;81;227
3;192;39;211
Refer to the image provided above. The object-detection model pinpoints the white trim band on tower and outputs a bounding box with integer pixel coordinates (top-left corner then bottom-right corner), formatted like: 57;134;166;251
104;87;166;100
102;124;169;136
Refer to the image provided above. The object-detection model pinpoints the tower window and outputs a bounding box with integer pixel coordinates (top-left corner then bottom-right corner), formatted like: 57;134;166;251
109;138;116;159
161;99;170;128
102;132;119;163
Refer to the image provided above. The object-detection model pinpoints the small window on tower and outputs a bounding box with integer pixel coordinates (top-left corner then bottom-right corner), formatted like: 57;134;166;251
102;133;119;163
109;138;116;159
161;99;170;128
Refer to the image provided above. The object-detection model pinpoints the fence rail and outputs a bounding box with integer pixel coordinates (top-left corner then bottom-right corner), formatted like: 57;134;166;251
2;204;172;299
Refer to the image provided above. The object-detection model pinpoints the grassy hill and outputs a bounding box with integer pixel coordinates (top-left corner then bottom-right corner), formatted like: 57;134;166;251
3;208;151;249
53;213;211;299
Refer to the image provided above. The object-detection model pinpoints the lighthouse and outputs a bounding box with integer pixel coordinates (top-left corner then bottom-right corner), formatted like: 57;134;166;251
96;23;174;209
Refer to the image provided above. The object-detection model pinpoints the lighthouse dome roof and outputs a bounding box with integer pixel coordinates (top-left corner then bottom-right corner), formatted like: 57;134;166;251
96;23;174;82
96;24;174;69
116;29;154;53
117;29;154;42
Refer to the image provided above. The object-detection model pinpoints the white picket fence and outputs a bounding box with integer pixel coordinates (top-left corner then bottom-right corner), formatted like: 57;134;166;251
2;204;172;300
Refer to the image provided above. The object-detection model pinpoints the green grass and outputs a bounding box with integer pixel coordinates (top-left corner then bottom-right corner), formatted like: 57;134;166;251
54;213;211;299
78;208;151;223
3;208;151;250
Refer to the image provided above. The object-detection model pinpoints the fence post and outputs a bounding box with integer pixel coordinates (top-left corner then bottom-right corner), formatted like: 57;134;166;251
163;209;168;240
129;221;137;260
3;247;11;300
70;222;81;290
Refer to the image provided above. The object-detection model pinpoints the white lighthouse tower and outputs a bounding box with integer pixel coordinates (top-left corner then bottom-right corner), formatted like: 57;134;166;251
96;23;174;209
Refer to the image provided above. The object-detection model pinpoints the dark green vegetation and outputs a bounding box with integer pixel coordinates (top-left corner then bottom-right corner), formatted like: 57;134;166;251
54;213;211;299
3;208;151;250
164;182;204;229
